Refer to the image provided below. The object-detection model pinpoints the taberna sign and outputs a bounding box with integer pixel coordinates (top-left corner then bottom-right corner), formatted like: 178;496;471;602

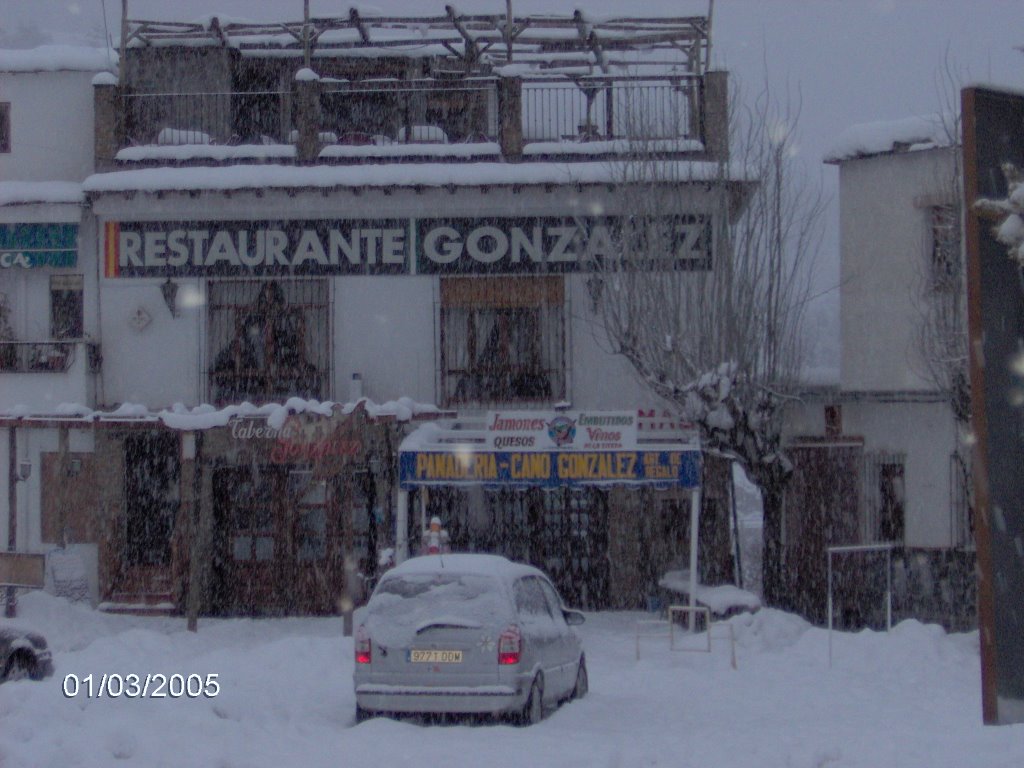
102;215;712;277
0;224;78;269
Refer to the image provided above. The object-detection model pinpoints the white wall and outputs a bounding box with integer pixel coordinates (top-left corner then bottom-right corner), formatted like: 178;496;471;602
843;399;959;548
838;147;959;392
333;276;435;404
567;273;650;409
99;277;204;407
89;185;712;411
0;70;97;182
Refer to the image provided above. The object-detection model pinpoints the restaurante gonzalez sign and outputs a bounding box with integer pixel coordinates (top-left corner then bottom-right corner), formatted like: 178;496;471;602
103;215;712;277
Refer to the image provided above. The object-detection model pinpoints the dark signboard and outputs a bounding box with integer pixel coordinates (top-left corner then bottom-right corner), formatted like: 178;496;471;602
399;449;701;489
103;215;711;277
963;85;1024;725
0;224;77;269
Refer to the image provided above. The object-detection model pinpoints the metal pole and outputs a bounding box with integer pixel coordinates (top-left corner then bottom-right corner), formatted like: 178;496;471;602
505;0;513;62
688;487;700;633
885;546;892;631
396;488;409;564
5;426;17;618
827;550;833;668
186;431;203;632
119;0;128;86
303;0;311;70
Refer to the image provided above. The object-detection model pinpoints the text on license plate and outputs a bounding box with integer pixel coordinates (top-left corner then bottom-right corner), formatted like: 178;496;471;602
409;649;463;663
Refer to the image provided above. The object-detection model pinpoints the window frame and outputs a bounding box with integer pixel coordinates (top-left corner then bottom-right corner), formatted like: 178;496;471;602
49;273;84;339
206;278;331;405
439;276;566;407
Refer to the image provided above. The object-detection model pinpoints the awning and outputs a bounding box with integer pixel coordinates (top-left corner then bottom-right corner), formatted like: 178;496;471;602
399;409;702;490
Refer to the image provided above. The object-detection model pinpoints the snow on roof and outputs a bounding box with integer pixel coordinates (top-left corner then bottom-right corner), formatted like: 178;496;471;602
823;113;956;164
387;553;539;581
0;182;84;207
0;396;442;430
83;159;750;195
0;45;115;73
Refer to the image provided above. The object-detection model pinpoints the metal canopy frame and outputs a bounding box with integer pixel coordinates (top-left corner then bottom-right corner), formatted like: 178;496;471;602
123;11;710;77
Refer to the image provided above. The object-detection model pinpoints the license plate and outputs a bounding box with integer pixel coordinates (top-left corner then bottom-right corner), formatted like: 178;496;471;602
408;649;463;663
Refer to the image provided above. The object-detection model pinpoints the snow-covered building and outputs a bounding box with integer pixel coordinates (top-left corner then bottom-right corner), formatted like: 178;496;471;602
779;115;973;629
1;10;746;616
0;46;114;606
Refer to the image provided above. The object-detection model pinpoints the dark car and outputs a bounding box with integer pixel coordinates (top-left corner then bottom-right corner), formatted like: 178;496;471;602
0;626;54;682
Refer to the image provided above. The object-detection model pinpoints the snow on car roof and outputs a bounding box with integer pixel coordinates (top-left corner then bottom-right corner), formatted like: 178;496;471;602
387;553;541;582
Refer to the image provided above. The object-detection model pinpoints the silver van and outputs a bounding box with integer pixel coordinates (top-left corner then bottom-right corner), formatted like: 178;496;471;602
353;554;587;725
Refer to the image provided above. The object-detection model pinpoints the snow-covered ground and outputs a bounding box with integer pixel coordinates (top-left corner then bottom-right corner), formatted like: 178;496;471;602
1;592;1021;768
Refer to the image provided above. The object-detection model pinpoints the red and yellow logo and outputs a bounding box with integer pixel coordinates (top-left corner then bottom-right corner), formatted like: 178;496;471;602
103;221;120;277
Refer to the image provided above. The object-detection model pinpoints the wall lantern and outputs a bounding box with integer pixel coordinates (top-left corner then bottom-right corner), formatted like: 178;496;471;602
160;278;179;318
16;459;31;482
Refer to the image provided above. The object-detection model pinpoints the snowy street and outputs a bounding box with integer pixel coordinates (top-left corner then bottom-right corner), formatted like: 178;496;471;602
1;592;1020;768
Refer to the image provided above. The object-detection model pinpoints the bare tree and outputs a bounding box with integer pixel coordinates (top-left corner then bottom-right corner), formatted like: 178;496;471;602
590;76;826;603
909;55;973;545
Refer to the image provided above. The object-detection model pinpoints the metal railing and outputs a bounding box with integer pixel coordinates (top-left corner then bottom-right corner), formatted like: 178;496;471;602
521;75;700;143
319;78;498;145
0;341;77;373
123;90;290;146
950;452;974;548
117;74;702;154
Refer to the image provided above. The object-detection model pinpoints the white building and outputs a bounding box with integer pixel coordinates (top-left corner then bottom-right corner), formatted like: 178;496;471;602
1;47;113;605
1;12;743;616
780;114;973;628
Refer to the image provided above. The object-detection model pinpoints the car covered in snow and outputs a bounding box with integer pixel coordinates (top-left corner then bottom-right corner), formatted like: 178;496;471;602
353;554;587;725
0;626;54;683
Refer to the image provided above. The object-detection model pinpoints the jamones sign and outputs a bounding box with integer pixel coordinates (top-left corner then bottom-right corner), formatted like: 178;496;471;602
103;216;712;277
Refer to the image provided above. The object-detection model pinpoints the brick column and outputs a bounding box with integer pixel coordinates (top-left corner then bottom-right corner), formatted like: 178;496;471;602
294;70;322;164
702;70;729;162
92;73;121;171
498;75;523;161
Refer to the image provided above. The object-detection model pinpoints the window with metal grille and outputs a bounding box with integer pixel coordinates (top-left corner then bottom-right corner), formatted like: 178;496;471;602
207;279;330;404
0;103;10;153
50;274;84;339
439;276;565;406
861;452;906;544
929;205;961;292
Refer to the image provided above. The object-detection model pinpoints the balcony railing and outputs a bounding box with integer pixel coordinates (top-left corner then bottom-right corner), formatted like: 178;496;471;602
0;341;101;409
521;75;699;144
0;341;81;373
113;74;703;162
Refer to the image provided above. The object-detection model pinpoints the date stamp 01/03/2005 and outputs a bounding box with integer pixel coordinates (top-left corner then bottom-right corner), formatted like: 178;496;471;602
62;673;221;699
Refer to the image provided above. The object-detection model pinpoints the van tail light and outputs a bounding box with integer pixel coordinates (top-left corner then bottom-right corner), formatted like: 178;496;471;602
355;626;372;664
498;625;522;665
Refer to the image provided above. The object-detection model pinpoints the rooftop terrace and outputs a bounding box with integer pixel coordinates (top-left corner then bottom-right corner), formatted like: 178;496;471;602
94;9;726;170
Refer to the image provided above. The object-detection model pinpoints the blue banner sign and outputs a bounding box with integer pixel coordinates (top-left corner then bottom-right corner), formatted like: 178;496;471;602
0;224;78;269
400;449;701;489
